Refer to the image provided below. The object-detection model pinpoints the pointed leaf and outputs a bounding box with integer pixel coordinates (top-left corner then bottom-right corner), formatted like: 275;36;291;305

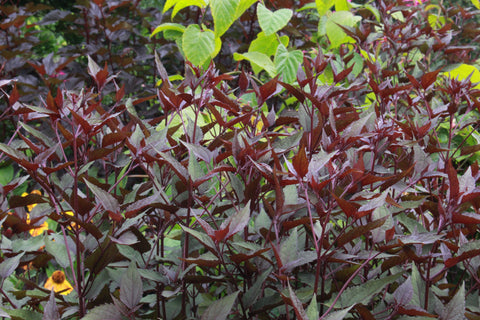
257;3;293;36
181;225;216;252
440;283;465;320
81;304;123;320
288;283;308;320
323;306;354;320
0;252;25;279
211;0;238;37
201;291;239;320
84;180;120;213
42;290;60;320
233;52;277;77
120;262;143;310
339;273;402;308
182;25;216;66
226;201;251;238
274;44;303;84
316;0;335;15
306;294;319;320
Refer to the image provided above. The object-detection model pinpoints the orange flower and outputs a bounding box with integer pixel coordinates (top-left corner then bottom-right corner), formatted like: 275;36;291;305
22;190;49;236
44;270;73;295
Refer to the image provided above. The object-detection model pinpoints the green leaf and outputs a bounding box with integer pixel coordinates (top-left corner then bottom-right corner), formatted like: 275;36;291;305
249;32;289;57
19;122;55;148
163;0;207;18
201;291;239;320
288;283;308;320
42;290;60;320
323;306;354;320
411;264;425;307
81;304;124;320
0;307;11;319
274;44;303;84
257;3;293;36
338;273;402;308
0;143;28;162
243;269;271;308
84;180;120;213
306;294;318;320
472;0;480;9
182;25;216;66
235;0;257;19
325;11;360;48
151;23;185;38
211;0;238;37
45;238;71;269
225;200;251;238
440;282;465;320
181;225;216;251
443;64;480;89
233;52;277;77
0;164;13;186
280;227;298;266
335;0;350;11
0;252;25;279
316;0;335;15
120;262;143;310
7;309;42;320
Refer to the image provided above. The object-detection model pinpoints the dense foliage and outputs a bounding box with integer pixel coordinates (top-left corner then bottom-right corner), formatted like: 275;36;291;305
1;0;480;319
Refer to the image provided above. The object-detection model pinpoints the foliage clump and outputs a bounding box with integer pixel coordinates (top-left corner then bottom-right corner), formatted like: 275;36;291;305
1;0;480;319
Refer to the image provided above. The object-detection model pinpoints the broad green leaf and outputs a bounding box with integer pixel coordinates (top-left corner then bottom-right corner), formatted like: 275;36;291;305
182;25;216;66
0;164;13;186
151;23;185;38
233;52;277;77
338;273;402;308
274;44;303;84
257;3;293;36
0;252;24;279
172;0;206;18
201;291;239;320
164;0;207;18
81;304;123;320
235;0;257;19
325;11;361;48
120;262;143;310
316;0;335;15
443;64;480;89
45;239;71;269
249;32;289;57
472;0;480;9
440;283;465;320
211;0;238;37
335;0;350;11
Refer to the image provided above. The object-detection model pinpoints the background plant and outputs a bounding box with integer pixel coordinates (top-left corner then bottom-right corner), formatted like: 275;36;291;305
1;0;480;319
